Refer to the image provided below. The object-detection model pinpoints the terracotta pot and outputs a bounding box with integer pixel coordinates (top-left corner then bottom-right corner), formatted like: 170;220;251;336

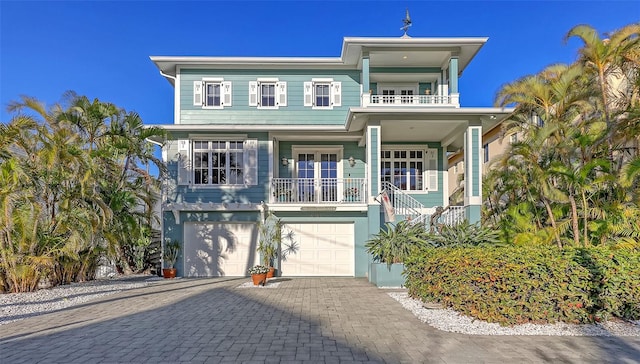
251;273;268;286
162;268;177;279
267;267;275;278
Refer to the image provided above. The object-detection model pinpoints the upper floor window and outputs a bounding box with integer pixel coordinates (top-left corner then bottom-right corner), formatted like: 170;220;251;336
380;147;438;192
193;78;232;109
249;79;287;109
176;138;258;187
304;79;341;109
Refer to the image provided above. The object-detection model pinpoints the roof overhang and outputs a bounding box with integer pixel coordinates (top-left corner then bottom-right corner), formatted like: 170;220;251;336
345;107;513;151
151;36;488;85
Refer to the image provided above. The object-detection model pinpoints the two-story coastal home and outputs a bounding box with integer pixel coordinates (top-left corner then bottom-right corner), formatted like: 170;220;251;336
149;35;512;279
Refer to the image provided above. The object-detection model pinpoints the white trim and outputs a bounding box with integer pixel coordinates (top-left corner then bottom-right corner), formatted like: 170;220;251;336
464;126;483;206
367;125;381;197
311;77;334;82
257;77;279;82
441;146;448;207
188;133;248;139
175;69;181;124
202;77;224;82
268;205;368;212
268;137;274;180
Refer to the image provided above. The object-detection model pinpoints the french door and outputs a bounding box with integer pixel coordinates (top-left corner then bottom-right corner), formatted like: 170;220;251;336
296;150;340;203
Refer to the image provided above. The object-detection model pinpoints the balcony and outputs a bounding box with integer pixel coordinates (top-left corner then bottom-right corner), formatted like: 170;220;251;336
270;178;367;204
361;93;459;108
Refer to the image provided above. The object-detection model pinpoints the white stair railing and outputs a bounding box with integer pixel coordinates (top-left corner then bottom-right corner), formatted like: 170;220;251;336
380;181;464;229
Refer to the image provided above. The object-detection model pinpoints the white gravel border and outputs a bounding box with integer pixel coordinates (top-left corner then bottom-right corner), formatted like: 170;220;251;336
0;277;152;326
389;292;640;336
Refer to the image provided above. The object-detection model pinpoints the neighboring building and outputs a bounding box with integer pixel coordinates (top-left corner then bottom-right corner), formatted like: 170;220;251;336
149;35;512;279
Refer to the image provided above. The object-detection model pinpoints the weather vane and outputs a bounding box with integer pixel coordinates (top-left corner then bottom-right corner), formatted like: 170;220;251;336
401;8;412;37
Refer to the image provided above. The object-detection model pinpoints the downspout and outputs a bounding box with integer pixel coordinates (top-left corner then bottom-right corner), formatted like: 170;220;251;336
158;70;177;83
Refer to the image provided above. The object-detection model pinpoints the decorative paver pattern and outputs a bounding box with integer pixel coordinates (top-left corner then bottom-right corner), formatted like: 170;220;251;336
1;277;639;363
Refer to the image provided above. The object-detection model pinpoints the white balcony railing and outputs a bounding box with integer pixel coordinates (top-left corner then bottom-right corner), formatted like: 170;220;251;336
270;178;367;204
361;93;459;107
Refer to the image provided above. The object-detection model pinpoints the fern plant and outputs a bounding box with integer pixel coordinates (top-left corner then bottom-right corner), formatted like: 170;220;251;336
428;220;500;248
365;220;429;268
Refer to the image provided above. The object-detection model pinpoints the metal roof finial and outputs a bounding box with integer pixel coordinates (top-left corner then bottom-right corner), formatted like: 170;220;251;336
401;8;412;37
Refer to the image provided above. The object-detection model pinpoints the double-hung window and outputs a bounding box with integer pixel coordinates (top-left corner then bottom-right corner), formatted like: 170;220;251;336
249;79;287;109
176;138;258;187
380;147;438;192
193;78;232;109
304;79;342;109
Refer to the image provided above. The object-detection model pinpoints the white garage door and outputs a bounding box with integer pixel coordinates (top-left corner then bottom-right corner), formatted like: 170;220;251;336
183;222;258;277
280;223;354;276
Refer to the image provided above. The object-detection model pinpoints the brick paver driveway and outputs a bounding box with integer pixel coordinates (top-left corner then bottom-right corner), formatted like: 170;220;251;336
1;277;639;363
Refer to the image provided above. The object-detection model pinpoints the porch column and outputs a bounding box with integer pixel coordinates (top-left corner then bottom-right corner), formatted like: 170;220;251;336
362;51;370;95
464;125;483;223
360;52;371;106
366;123;381;198
448;56;459;94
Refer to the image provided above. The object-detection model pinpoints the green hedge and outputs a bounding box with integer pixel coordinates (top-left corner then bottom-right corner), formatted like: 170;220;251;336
404;246;640;325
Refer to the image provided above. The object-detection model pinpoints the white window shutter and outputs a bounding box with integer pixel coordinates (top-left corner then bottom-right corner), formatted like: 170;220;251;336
177;139;191;185
276;81;287;107
193;81;203;106
303;81;313;106
331;81;342;107
426;149;438;191
243;139;258;185
249;81;258;107
222;81;232;107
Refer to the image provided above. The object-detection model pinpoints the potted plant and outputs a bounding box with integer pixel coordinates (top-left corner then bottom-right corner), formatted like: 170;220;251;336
162;239;180;279
365;221;428;287
344;187;360;202
257;212;298;278
273;185;292;202
248;264;270;286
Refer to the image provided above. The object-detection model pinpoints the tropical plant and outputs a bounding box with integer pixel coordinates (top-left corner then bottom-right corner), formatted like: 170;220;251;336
257;212;297;267
427;220;501;248
365;220;429;268
0;92;166;292
162;239;180;269
484;22;640;249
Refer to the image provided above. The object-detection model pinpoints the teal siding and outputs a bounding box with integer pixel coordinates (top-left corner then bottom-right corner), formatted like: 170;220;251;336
277;141;366;180
180;69;360;125
273;211;370;277
165;132;270;205
418;83;432;95
465;205;481;223
472;129;480;196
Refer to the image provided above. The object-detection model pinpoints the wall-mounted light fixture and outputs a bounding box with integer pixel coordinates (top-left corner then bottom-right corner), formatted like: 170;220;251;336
348;156;356;167
281;157;289;166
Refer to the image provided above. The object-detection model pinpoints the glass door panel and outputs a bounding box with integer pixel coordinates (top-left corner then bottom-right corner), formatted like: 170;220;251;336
297;153;315;202
320;153;338;202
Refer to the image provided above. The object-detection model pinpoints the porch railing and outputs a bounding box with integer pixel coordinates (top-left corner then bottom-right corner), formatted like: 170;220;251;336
362;93;459;107
270;178;367;204
381;181;423;221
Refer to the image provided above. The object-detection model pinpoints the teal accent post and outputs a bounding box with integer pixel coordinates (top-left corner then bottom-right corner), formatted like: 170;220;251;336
362;54;370;95
449;57;459;94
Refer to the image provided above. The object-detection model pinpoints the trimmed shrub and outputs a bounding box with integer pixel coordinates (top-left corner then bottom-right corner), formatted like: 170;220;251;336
405;246;640;325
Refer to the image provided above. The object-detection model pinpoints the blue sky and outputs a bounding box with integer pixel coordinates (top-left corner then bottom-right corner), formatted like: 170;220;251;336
1;1;639;125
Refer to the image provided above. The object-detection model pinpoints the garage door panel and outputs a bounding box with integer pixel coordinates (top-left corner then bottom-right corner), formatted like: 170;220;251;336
280;223;354;277
184;222;258;277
